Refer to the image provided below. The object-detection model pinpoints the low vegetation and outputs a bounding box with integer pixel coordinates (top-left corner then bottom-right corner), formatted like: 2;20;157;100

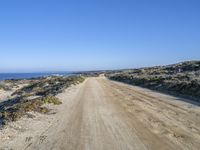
12;76;85;97
0;98;49;122
43;96;62;105
0;84;10;91
107;61;200;101
0;76;85;125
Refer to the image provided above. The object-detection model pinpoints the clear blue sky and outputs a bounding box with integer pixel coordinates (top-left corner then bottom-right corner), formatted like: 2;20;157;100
0;0;200;72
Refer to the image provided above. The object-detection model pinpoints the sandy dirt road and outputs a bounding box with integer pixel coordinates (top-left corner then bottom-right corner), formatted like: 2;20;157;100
1;77;200;150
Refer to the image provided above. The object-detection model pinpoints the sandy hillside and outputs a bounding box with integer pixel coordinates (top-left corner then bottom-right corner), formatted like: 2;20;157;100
0;83;28;103
0;90;12;102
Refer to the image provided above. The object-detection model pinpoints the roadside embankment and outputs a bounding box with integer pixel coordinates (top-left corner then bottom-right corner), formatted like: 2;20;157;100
0;76;85;125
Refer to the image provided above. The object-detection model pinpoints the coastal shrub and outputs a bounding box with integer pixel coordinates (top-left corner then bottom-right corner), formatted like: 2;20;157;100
0;84;10;91
43;96;62;105
12;76;85;97
0;98;51;123
0;76;85;124
108;61;200;100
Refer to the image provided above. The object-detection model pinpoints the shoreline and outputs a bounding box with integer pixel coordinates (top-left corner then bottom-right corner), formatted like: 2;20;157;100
0;72;76;81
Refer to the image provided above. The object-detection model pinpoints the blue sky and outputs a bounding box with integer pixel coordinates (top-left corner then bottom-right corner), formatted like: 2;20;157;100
0;0;200;72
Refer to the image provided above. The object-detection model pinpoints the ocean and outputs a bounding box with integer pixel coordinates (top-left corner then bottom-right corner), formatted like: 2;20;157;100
0;72;74;81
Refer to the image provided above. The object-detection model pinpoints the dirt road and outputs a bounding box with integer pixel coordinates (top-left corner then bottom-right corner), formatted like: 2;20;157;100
1;77;200;150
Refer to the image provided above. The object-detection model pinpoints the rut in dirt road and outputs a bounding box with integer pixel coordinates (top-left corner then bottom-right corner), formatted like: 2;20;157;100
2;77;200;150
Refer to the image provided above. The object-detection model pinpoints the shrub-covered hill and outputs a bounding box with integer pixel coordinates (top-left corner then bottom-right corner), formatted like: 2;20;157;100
0;76;85;125
107;61;200;101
